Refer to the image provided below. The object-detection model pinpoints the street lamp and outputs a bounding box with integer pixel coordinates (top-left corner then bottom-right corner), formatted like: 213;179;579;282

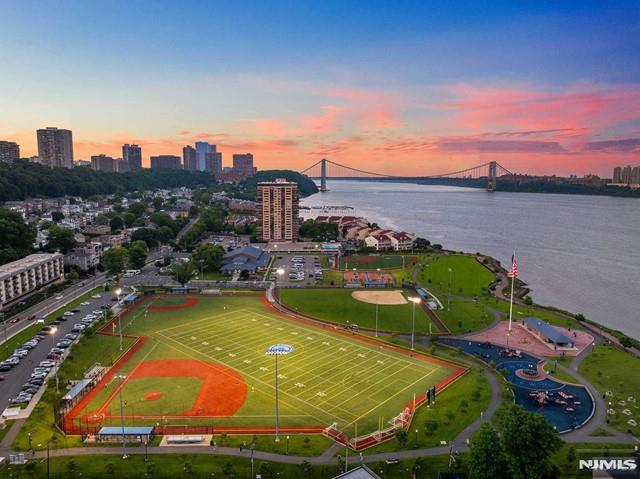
265;344;294;442
114;373;128;459
408;297;421;350
50;327;59;393
286;435;290;455
374;294;379;338
414;428;418;448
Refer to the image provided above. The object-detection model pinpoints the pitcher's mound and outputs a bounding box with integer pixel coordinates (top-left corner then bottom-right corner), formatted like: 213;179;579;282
352;290;408;305
144;392;163;401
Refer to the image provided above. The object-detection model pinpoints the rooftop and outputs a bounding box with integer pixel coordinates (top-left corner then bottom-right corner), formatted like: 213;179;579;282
523;317;572;344
0;253;63;277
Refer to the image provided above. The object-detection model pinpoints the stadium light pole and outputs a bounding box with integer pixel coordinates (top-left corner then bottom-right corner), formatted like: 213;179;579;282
265;344;293;442
375;294;379;338
447;268;452;311
115;288;123;351
50;327;59;393
115;373;127;459
408;297;421;350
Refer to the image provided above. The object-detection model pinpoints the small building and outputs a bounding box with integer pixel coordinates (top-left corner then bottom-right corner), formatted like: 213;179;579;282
220;245;271;275
522;317;575;349
332;465;381;479
97;426;153;443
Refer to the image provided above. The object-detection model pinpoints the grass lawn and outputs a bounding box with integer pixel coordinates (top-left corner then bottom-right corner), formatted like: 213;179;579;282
551;442;637;477
2;453;456;479
579;345;640;436
69;295;459;437
435;299;494;334
363;368;491;453
416;254;495;297
0;286;105;361
279;288;438;334
481;297;578;329
13;333;135;451
216;433;333;456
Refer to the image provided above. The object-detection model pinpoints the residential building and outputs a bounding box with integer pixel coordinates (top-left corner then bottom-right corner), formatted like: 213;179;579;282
64;251;99;271
194;142;222;174
613;166;622;183
0;253;64;308
622;165;632;184
232;153;256;179
122;144;142;170
389;232;415;251
115;158;129;172
150;155;181;169
91;154;116;172
632;166;640;185
37;127;74;168
182;145;197;171
83;224;111;236
0;140;20;163
256;179;299;242
364;233;393;250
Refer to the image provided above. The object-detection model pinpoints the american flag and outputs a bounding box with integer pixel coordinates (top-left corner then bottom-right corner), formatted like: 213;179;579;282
508;253;518;278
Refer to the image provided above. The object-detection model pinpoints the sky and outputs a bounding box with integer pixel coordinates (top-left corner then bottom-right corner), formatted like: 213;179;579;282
1;0;639;176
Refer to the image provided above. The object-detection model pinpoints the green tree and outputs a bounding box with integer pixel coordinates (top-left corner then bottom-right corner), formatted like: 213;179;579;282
127;201;147;218
109;216;124;232
51;211;65;222
172;261;195;286
128;240;149;269
424;420;439;436
395;428;408;447
46;224;77;253
103;247;127;277
123;212;136;227
222;461;234;477
94;214;110;225
152;197;164;210
66;269;80;280
191;243;225;273
0;207;35;264
495;404;562;479
468;423;509;479
131;227;161;249
104;463;115;476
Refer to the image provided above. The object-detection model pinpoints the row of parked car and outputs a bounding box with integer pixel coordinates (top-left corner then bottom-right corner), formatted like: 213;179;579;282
2;298;110;407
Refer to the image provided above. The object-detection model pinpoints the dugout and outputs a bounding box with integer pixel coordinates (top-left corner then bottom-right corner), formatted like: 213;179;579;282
97;426;153;443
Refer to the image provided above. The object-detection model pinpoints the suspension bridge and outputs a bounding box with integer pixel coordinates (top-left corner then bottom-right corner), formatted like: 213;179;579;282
300;159;514;192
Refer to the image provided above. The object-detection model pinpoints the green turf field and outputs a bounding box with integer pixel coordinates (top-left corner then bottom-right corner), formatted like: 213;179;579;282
74;295;458;437
339;254;417;270
279;288;438;333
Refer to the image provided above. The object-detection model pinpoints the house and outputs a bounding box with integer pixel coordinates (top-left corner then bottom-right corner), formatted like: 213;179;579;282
220;245;271;275
364;233;393;250
389;232;415;251
522;317;575;349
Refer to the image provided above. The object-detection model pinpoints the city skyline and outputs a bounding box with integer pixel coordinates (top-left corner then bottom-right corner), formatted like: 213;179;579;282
2;1;639;176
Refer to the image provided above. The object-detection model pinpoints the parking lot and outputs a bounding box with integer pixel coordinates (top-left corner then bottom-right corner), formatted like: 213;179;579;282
0;291;119;413
270;253;324;287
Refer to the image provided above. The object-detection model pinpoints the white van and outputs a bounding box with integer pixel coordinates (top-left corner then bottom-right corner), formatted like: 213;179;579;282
125;269;141;276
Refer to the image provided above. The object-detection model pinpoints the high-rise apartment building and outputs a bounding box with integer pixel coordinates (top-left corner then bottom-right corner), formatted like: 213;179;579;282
256;179;299;242
194;141;222;175
621;165;632;185
183;145;198;171
37;127;74;168
91;154;116;172
632;166;640;186
233;153;257;178
613;166;622;183
0;140;20;163
150;155;181;169
122;144;142;170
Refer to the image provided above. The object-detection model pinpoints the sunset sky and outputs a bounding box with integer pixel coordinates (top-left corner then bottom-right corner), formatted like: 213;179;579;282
1;1;639;176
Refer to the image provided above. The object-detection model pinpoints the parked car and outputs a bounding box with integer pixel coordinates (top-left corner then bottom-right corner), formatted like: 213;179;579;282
63;311;75;317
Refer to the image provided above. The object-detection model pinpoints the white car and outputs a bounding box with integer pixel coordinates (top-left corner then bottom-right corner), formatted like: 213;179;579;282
91;294;101;299
63;311;75;317
55;295;64;300
80;301;90;306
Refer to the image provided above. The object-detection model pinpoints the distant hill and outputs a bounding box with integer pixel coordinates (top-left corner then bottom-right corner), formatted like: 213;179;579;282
0;160;218;201
239;170;319;198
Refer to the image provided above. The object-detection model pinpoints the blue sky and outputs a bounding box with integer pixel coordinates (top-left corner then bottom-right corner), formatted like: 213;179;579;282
1;0;639;174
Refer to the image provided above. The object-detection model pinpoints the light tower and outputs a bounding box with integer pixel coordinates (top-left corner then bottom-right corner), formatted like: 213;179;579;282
265;344;294;441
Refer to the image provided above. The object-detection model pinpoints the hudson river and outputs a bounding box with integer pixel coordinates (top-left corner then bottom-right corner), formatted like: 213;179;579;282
302;180;640;339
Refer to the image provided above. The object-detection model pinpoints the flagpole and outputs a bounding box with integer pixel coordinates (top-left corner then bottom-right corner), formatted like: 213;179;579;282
508;251;515;333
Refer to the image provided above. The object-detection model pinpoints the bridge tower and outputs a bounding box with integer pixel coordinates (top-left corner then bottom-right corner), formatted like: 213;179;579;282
487;161;497;192
320;158;327;192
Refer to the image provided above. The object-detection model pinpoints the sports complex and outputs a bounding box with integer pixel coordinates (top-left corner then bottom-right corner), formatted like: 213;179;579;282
58;292;467;449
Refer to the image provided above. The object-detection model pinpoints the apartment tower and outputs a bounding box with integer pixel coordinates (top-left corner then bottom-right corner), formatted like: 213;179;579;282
256;179;299;242
37;127;74;168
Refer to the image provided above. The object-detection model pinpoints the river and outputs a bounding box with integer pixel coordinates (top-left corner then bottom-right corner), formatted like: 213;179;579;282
301;180;640;339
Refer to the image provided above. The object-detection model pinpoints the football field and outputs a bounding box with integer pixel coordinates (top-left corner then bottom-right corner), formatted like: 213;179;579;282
66;295;463;437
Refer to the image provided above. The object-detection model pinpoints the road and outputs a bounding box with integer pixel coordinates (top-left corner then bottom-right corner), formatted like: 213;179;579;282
1;273;107;348
0;290;114;412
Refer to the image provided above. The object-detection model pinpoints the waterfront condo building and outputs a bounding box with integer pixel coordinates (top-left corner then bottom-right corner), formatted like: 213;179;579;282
256;179;299;241
0;253;64;308
122;144;143;170
0;140;20;163
91;154;116;172
150;155;181;169
183;145;198;171
37;127;74;168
